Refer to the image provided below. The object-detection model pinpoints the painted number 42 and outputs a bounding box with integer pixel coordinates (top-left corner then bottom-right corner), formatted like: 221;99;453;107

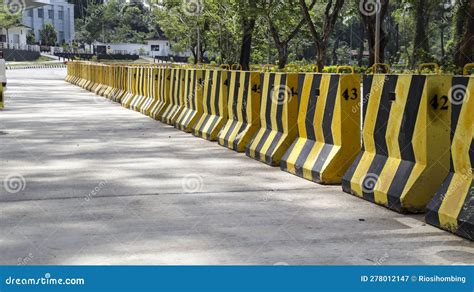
430;95;449;110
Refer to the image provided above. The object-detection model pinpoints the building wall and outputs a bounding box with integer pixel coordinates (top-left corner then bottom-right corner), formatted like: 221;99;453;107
22;0;75;45
147;40;171;57
94;40;180;58
0;27;28;46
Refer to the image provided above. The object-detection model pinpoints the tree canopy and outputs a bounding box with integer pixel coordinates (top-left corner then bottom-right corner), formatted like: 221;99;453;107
71;0;474;72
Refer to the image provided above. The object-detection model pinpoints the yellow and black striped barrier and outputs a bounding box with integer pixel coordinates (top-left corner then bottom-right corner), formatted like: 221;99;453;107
149;66;171;120
426;69;474;240
161;67;186;125
192;68;229;140
141;67;158;116
122;66;139;109
175;68;203;132
218;69;261;152
280;67;361;184
129;66;147;111
100;64;111;96
102;65;114;99
116;66;130;102
245;72;299;166
136;66;153;113
0;82;4;110
107;65;124;102
92;64;105;94
342;70;452;213
139;66;157;114
64;61;473;240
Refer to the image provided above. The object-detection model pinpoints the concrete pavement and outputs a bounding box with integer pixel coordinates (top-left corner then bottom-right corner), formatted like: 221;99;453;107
0;68;473;265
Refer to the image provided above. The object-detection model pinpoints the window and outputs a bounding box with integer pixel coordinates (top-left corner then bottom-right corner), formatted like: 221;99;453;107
38;8;43;18
151;45;160;52
27;9;33;17
58;6;64;20
59;31;64;43
48;9;54;19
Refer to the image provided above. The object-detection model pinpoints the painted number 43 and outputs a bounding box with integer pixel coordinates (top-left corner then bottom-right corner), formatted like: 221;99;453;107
343;88;358;100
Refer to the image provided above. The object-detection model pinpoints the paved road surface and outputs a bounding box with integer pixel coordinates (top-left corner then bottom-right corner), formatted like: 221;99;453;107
0;69;472;265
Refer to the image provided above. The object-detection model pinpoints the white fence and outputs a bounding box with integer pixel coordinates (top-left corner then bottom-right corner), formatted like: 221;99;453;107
0;42;40;52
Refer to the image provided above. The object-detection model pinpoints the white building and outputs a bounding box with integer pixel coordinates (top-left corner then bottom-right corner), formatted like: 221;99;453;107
22;0;75;45
93;39;192;58
0;25;30;49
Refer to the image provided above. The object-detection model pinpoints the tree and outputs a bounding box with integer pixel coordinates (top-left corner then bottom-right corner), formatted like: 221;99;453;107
454;0;474;68
412;0;429;64
75;0;154;44
359;0;390;66
238;0;257;70
299;0;344;69
0;6;22;46
67;0;104;19
260;0;312;68
39;23;57;46
154;0;212;63
26;31;36;45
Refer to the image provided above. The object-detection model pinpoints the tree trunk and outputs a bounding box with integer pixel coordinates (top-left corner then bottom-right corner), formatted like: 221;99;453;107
413;0;430;66
239;17;255;71
360;0;389;67
440;26;445;59
332;37;340;65
191;46;197;64
456;0;474;68
299;0;344;69
277;43;288;69
316;45;326;71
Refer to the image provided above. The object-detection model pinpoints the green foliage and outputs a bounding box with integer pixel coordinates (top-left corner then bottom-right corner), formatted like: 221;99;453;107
0;5;22;29
39;23;57;46
26;31;36;45
75;0;153;44
70;0;471;73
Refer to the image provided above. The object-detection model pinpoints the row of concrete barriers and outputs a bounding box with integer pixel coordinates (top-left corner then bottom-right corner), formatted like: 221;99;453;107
6;64;67;70
65;61;474;241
